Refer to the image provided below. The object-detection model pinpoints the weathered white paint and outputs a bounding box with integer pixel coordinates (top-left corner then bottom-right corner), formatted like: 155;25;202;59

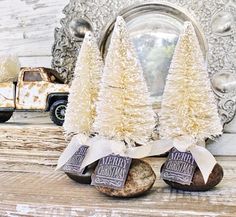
0;0;68;64
16;68;69;110
0;82;15;108
16;204;35;215
19;56;52;67
207;133;236;156
0;153;235;216
0;68;69;110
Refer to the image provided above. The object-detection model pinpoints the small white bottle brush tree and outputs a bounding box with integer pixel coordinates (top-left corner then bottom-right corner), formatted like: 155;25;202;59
63;32;104;138
56;32;103;170
93;16;156;146
159;22;222;143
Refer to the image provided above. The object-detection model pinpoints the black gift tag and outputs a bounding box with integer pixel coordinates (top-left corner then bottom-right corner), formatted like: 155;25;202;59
91;154;132;189
62;145;89;175
161;148;197;185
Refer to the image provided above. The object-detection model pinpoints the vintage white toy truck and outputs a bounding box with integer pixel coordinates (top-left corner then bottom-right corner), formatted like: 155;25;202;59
0;67;69;126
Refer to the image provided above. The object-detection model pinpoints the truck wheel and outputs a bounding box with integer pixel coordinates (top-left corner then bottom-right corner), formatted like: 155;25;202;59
50;100;67;126
0;112;13;123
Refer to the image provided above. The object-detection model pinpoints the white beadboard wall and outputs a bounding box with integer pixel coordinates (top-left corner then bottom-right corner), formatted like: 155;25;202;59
0;0;235;155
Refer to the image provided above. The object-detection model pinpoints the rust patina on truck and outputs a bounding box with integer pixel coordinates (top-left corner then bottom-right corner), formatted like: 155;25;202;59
0;67;69;126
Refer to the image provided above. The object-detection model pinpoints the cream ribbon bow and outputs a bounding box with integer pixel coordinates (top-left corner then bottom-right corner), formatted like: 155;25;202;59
80;135;216;184
148;136;217;183
80;136;173;169
167;135;217;184
56;134;216;184
55;133;89;170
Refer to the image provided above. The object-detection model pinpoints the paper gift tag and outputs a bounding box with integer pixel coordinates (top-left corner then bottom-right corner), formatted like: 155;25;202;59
62;145;89;175
91;154;132;189
161;148;197;185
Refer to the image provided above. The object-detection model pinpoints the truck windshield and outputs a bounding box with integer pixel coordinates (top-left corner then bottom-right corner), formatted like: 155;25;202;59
23;71;43;82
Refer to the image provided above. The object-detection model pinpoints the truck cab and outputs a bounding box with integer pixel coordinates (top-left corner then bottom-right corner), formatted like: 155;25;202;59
0;67;69;126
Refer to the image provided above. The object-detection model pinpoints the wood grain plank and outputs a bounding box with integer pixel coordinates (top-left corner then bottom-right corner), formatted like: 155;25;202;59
19;56;52;67
0;158;235;217
0;0;68;57
1;112;236;157
207;133;236;156
0;115;235;216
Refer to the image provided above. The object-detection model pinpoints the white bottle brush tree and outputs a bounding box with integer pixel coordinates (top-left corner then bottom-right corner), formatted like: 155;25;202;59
56;32;103;170
0;55;20;83
159;22;222;143
63;32;103;138
93;16;156;146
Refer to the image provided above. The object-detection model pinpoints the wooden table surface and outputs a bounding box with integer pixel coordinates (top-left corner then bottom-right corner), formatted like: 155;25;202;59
0;113;236;217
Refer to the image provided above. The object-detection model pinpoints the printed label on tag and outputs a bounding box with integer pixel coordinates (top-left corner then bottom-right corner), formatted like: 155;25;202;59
91;154;132;189
62;145;89;175
161;148;197;185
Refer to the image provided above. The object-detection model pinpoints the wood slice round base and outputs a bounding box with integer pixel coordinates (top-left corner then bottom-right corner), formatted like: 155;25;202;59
95;159;156;198
65;162;97;184
161;163;224;191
